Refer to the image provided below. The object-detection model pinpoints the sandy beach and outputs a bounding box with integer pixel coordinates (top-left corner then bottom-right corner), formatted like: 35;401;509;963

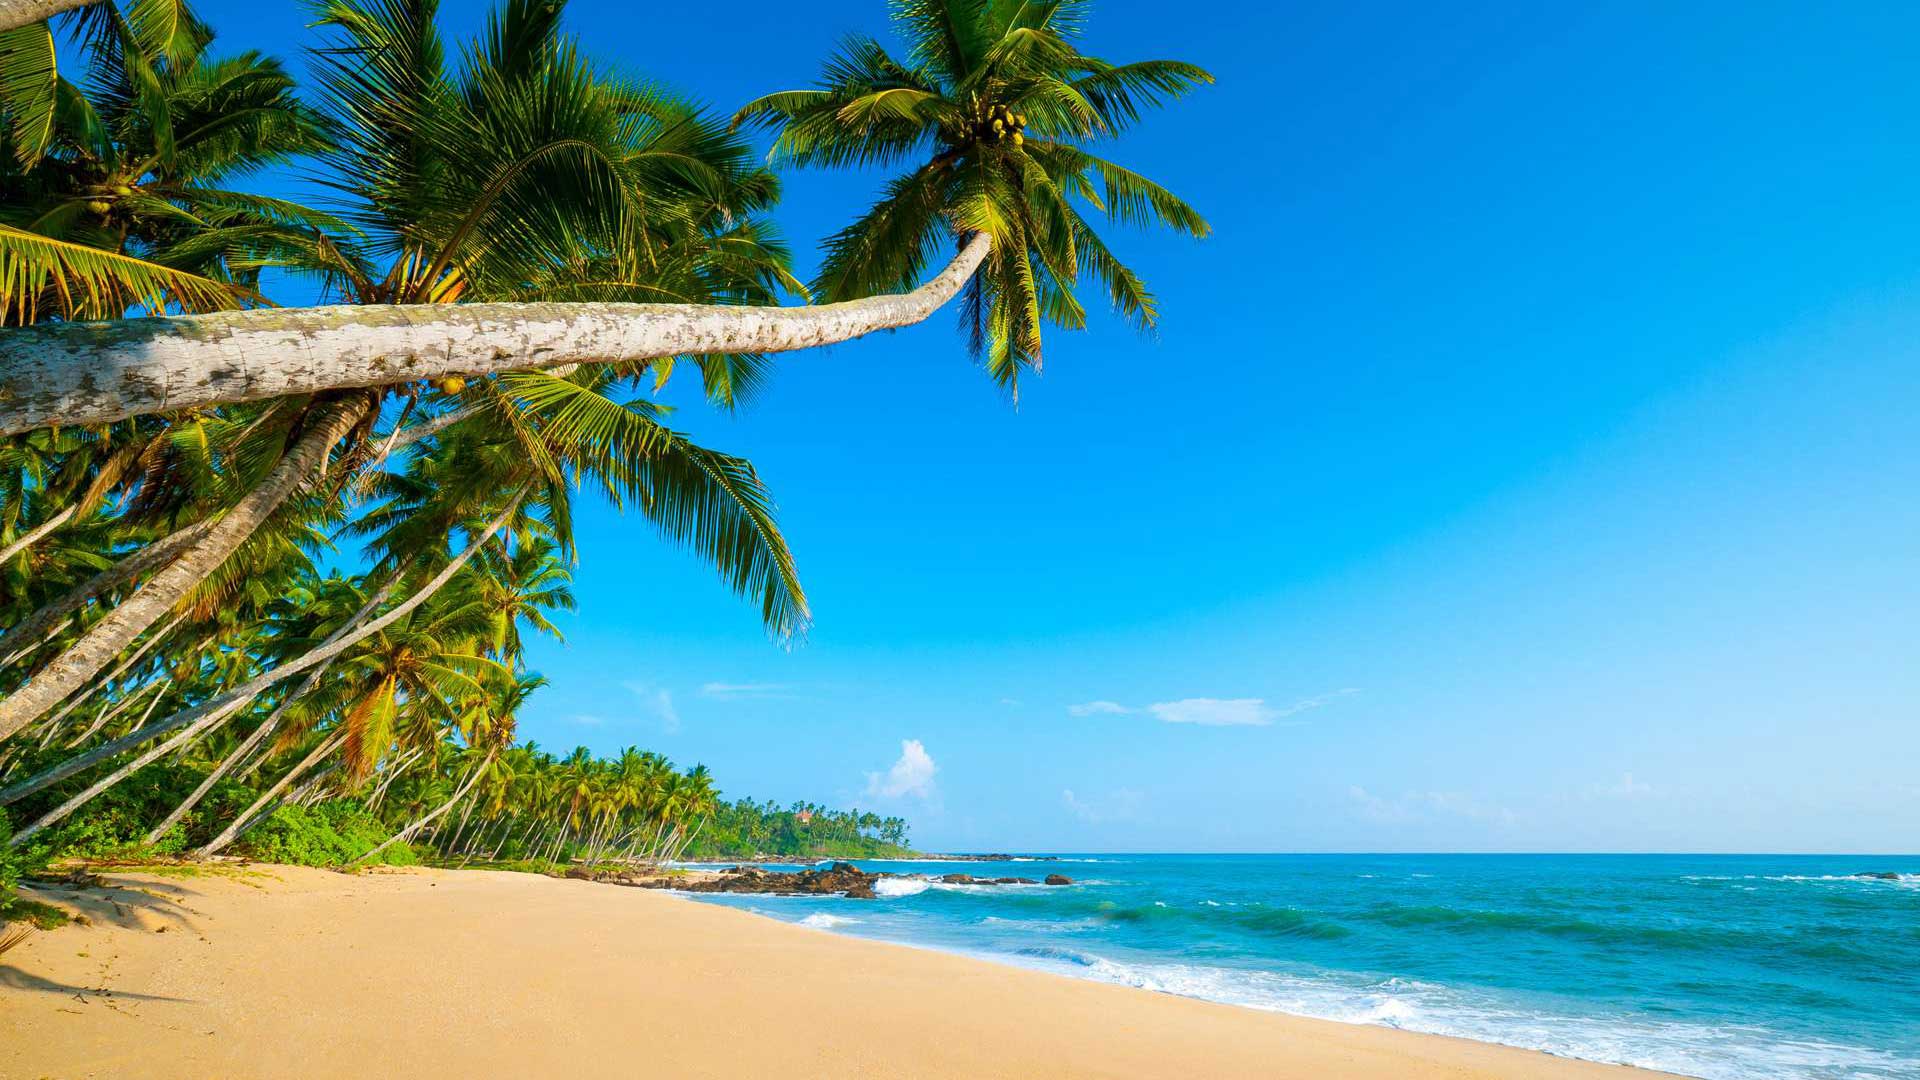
0;864;1669;1080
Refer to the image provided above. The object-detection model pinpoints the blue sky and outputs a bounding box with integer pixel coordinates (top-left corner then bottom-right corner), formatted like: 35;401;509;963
190;1;1920;853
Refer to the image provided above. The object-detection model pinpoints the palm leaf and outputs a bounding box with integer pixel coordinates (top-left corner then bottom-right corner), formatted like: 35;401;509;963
0;223;259;322
0;20;56;165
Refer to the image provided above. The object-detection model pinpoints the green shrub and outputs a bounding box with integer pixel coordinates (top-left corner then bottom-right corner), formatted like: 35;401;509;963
0;810;57;927
239;800;416;868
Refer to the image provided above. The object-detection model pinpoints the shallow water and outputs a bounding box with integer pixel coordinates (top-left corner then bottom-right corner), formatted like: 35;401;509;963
683;854;1920;1079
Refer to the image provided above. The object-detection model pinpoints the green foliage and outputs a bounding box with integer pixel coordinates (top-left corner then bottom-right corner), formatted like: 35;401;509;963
240;800;417;868
733;0;1210;395
0;809;57;926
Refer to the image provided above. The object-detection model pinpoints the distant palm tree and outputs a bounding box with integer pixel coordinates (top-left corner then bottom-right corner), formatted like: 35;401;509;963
734;0;1211;394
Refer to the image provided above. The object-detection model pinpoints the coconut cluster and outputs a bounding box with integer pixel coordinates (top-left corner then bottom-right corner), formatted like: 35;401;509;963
980;103;1026;147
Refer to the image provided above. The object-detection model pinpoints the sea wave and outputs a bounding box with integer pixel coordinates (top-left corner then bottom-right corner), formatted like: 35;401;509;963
873;877;930;898
996;951;1912;1080
797;913;859;929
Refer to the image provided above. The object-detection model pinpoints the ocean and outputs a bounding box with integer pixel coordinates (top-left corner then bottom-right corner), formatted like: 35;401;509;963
678;854;1919;1080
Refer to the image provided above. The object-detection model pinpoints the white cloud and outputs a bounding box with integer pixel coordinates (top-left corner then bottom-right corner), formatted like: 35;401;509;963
1269;688;1361;721
622;680;681;734
1589;773;1652;799
1148;698;1274;727
1067;700;1133;717
1072;690;1358;727
1349;785;1519;827
866;739;937;800
1062;787;1145;825
568;713;606;726
699;682;792;700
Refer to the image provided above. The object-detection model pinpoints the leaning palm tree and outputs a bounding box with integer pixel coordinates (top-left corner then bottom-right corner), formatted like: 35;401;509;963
0;0;808;741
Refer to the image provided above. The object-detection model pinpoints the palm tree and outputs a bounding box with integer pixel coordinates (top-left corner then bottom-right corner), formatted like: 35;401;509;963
0;0;808;742
0;0;338;323
733;0;1211;395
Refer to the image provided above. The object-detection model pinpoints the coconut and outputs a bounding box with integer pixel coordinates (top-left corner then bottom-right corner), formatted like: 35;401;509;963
436;376;467;394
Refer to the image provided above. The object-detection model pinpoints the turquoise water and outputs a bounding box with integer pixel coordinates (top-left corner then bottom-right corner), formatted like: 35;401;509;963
682;854;1919;1079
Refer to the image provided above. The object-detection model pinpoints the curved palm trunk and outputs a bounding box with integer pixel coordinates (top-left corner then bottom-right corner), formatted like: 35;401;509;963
196;731;346;857
140;576;402;844
0;398;370;744
1;519;214;667
7;693;253;846
354;750;495;865
0;234;991;435
0;505;75;565
48;614;185;746
0;494;517;809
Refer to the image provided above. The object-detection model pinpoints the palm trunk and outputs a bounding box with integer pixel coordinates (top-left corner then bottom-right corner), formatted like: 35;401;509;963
49;614;186;746
0;1;95;34
364;748;423;811
0;398;371;743
354;751;494;865
0;519;214;668
8;692;253;847
140;569;397;845
0;234;991;435
0;505;75;565
196;730;347;857
0;494;518;808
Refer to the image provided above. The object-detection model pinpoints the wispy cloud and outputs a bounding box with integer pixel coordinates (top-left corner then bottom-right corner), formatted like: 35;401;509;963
1349;785;1519;827
567;713;606;726
1269;688;1361;722
699;682;792;700
621;680;681;734
866;739;937;800
1070;690;1358;726
1148;697;1274;727
1588;773;1652;800
1062;787;1145;825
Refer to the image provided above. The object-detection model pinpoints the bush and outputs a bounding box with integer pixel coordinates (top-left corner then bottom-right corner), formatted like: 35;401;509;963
0;810;58;927
239;800;416;868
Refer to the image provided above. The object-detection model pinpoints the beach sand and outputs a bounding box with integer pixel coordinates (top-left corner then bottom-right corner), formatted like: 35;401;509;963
1;864;1668;1079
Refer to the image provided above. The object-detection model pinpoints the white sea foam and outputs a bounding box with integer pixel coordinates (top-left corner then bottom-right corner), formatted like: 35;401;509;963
873;877;930;898
797;913;859;930
995;951;1913;1080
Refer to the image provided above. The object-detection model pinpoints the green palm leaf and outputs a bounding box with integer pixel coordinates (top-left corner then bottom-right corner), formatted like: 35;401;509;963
0;222;259;321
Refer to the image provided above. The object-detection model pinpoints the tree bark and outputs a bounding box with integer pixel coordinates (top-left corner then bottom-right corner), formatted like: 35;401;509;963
0;398;370;743
0;0;92;34
47;613;184;745
0;505;75;565
0;494;518;806
0;234;991;435
0;519;213;668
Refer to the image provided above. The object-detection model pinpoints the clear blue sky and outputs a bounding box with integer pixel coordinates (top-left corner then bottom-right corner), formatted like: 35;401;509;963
190;0;1920;853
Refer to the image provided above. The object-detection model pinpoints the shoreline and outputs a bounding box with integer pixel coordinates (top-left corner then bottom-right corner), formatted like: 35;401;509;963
0;862;1671;1079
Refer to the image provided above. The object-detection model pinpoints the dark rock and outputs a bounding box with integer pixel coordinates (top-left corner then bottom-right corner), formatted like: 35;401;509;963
1044;874;1073;886
993;877;1038;885
1854;871;1902;881
939;873;979;885
675;860;883;899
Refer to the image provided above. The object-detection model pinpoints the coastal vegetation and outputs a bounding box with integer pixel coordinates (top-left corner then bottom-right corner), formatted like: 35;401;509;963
0;0;1205;919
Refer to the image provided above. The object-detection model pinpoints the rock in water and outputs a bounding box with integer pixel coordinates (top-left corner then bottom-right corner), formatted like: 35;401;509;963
1044;874;1073;886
